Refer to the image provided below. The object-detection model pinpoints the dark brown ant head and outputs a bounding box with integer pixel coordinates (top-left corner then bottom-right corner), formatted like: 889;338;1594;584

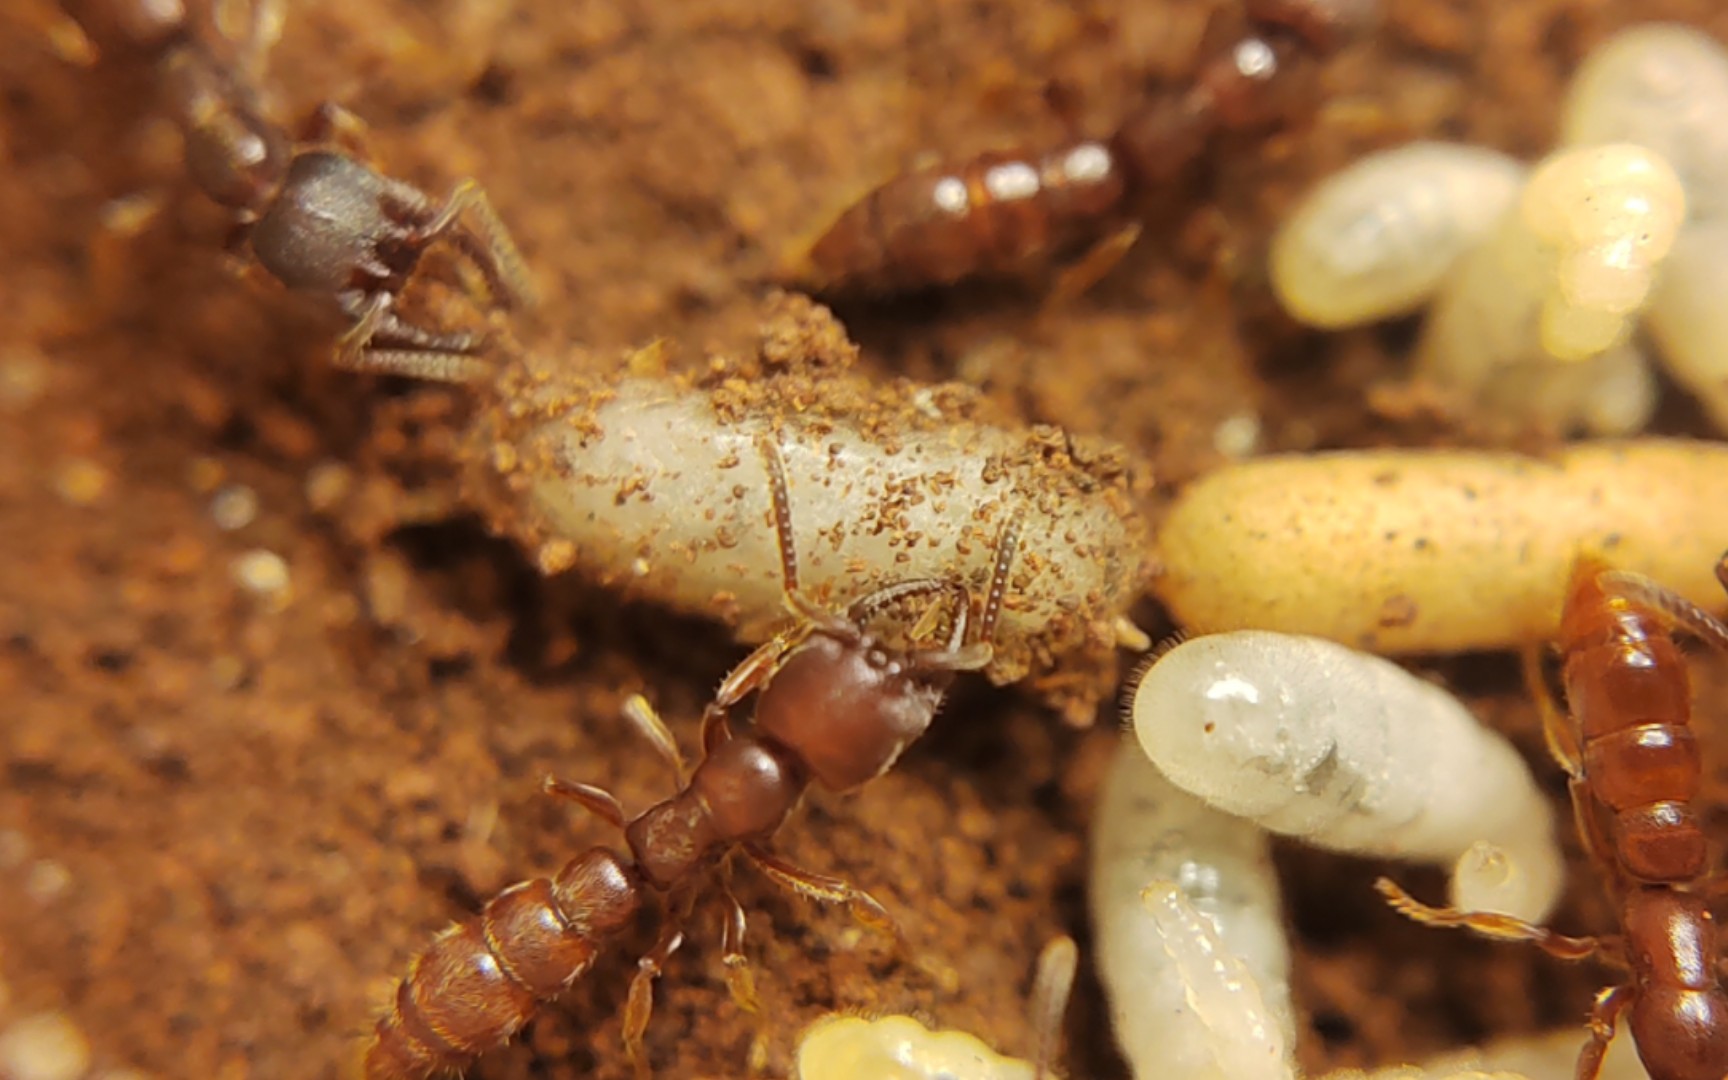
753;581;993;793
251;151;405;293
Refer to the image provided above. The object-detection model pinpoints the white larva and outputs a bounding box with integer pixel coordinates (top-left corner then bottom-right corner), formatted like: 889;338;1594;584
1151;440;1728;655
1129;631;1563;923
1269;142;1525;329
794;936;1077;1080
1560;23;1728;222
1090;743;1295;1080
1413;143;1683;434
461;340;1152;720
1645;218;1728;431
794;1014;1037;1080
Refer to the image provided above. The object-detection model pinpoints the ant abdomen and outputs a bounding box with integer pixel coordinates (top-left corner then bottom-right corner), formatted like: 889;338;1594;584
802;140;1124;292
364;849;644;1080
1624;889;1728;1080
1560;562;1706;883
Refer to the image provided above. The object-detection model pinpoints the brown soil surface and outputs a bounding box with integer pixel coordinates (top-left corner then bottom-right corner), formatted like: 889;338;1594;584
5;1;1728;1078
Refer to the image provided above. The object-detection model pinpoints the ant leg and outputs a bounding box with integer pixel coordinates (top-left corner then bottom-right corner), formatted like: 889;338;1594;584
1523;644;1582;774
300;101;376;159
409;179;537;310
1041;221;1142;314
744;843;901;944
718;865;761;1013
544;776;627;830
332;292;490;383
1575;984;1631;1080
701;632;803;755
623;917;688;1080
623;693;688;786
1029;936;1079;1080
1374;878;1603;961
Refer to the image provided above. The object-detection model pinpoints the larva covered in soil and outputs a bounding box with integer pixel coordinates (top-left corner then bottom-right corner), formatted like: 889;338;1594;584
1269;142;1525;329
459;306;1153;720
1151;440;1728;654
1090;743;1295;1080
1130;631;1562;922
1560;23;1728;223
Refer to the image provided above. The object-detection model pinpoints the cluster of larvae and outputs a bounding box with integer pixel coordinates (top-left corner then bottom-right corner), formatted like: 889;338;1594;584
1271;24;1728;436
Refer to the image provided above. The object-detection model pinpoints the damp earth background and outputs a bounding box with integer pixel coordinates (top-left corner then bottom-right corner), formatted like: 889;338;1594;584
6;0;1728;1077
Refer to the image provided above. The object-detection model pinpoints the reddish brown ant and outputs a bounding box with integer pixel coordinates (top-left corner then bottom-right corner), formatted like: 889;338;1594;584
789;0;1374;296
361;436;1024;1080
1377;555;1728;1080
67;0;533;381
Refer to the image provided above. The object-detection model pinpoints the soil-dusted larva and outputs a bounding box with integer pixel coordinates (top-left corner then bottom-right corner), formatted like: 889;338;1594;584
1090;744;1295;1080
1130;631;1562;923
1269;143;1525;329
1413;144;1683;434
1646;218;1728;431
458;303;1153;720
1560;23;1728;223
1151;440;1728;655
794;936;1077;1080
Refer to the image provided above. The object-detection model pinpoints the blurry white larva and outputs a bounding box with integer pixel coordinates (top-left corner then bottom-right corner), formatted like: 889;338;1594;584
1130;631;1564;923
1413;143;1683;433
1090;744;1295;1080
1560;23;1728;222
793;937;1077;1080
1269;143;1525;328
1646;219;1728;431
1346;1026;1653;1080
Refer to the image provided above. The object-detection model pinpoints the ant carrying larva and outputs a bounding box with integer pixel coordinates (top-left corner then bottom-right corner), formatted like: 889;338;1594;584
363;434;1025;1078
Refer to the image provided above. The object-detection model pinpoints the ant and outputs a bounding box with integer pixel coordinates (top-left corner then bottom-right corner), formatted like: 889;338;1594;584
361;436;1024;1080
66;0;533;382
1377;554;1728;1080
788;0;1373;297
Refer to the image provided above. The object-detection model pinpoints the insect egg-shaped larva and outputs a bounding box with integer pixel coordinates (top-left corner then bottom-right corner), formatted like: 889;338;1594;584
1269;142;1525;329
1130;631;1564;923
1560;23;1728;223
461;326;1153;721
1645;219;1728;432
1413;143;1682;435
1090;743;1295;1080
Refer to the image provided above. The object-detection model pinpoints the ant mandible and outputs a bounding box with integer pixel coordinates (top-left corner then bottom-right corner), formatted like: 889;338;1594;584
362;435;1024;1079
1378;554;1728;1080
70;0;533;381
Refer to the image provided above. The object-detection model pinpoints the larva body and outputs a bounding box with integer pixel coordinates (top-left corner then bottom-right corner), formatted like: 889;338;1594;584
794;1015;1037;1080
1561;23;1728;222
1152;441;1728;654
1269;142;1525;329
1412;144;1682;434
1090;744;1294;1080
1646;219;1728;431
1129;631;1562;922
463;343;1151;718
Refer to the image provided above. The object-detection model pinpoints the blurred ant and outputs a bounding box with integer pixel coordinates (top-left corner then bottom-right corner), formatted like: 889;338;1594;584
67;0;533;381
1379;554;1728;1080
788;0;1374;297
362;436;1023;1079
